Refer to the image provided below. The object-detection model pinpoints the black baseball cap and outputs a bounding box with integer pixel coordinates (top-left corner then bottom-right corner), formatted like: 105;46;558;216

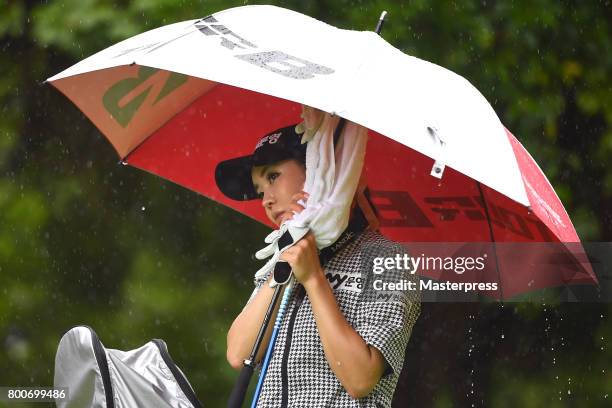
215;124;307;201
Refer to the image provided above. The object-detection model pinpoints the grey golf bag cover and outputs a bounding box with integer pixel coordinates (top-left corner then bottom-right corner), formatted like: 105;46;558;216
54;326;203;408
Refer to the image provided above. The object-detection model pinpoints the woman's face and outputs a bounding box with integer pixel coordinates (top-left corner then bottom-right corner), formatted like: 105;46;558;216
251;159;306;227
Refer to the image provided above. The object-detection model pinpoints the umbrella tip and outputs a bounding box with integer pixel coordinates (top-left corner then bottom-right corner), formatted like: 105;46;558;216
375;11;387;35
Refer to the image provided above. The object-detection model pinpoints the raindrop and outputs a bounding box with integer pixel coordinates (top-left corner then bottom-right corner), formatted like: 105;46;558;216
141;206;146;211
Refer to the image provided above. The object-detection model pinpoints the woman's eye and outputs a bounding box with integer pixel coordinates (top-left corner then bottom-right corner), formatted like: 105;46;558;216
267;172;279;183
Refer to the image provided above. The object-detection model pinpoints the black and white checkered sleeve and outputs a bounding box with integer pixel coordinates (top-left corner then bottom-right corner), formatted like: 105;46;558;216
355;241;421;377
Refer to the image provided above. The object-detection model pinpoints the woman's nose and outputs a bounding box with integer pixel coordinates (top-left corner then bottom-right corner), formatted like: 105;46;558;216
262;190;275;208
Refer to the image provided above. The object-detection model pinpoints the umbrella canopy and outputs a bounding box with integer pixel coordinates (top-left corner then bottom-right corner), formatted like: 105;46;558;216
46;5;596;299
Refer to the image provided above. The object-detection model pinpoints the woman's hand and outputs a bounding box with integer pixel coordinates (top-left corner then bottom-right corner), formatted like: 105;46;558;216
277;190;324;285
279;231;324;286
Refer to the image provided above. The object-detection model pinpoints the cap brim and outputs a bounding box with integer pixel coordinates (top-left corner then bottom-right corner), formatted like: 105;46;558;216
215;155;259;201
214;124;307;201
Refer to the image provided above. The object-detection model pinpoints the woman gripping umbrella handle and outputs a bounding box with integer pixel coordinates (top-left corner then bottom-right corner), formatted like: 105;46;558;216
226;189;387;399
226;191;307;368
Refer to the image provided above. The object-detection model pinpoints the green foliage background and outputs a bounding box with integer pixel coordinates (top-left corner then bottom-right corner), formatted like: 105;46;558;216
0;1;610;407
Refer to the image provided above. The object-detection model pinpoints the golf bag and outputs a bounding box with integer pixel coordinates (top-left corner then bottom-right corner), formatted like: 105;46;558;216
54;326;203;408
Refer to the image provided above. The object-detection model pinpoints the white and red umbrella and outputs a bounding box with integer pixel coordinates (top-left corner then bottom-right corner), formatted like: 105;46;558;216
46;5;596;299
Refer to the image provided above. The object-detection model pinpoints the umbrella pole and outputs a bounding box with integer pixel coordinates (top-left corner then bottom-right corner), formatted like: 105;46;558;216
227;283;285;408
250;278;295;407
375;11;388;35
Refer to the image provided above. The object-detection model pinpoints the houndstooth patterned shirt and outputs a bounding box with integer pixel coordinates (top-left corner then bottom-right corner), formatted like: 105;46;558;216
248;229;421;407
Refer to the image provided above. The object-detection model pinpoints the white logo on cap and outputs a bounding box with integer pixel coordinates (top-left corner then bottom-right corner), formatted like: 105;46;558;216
255;132;282;149
268;132;281;144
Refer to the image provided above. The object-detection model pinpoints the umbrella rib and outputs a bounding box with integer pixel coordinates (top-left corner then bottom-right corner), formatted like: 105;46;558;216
476;181;505;301
142;25;200;56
